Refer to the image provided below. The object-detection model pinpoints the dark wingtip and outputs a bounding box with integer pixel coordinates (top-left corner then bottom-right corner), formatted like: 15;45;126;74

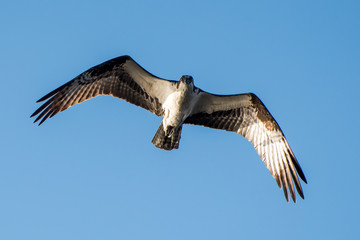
294;161;307;184
299;191;305;199
280;170;290;202
287;149;307;184
38;110;53;126
33;116;41;124
30;114;43;126
275;175;281;188
37;92;55;103
33;116;45;126
285;194;289;202
289;183;296;203
303;177;308;184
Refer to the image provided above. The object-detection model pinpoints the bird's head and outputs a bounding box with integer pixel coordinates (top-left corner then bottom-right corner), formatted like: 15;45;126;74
180;75;194;85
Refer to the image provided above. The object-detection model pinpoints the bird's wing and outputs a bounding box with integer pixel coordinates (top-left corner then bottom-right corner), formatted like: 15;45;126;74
185;91;307;202
31;56;177;125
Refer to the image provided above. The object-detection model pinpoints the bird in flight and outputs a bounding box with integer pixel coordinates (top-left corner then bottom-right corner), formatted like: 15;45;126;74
31;55;307;202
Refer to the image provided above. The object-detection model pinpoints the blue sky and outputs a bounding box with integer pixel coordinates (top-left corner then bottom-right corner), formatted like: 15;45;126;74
1;0;360;239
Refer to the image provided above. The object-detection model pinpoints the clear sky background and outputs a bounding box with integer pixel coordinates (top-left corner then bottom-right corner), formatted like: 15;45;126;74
1;1;360;239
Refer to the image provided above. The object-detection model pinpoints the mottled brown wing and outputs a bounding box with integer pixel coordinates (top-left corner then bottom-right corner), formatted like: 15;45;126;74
185;92;307;202
31;56;177;125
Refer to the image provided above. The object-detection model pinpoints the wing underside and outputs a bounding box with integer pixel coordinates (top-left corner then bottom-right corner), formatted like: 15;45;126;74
31;56;307;202
31;56;177;125
185;92;307;202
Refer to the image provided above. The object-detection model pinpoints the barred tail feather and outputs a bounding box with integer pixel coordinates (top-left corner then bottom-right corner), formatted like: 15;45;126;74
152;122;182;150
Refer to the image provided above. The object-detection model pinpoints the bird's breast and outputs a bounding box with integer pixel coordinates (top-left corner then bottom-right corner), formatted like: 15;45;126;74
162;90;197;127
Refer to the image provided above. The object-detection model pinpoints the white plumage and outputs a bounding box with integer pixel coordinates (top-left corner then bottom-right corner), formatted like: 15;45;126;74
31;55;307;202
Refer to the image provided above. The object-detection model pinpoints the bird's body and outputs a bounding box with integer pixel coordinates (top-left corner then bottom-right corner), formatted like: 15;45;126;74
31;55;307;202
162;76;198;135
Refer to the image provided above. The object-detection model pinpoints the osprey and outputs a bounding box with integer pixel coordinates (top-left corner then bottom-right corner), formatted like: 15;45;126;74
31;55;307;202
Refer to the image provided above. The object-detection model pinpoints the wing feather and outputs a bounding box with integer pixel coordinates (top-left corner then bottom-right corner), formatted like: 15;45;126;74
185;92;306;202
31;56;177;125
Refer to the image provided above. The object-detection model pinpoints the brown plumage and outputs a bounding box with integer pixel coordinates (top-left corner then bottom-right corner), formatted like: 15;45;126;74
31;55;307;202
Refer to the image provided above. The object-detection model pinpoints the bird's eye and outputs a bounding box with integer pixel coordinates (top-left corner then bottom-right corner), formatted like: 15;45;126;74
186;77;193;84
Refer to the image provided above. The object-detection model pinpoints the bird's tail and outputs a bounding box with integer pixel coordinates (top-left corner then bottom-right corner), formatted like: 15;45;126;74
152;122;182;151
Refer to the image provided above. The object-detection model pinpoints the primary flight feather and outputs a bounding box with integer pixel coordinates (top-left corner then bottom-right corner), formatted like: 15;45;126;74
31;55;307;202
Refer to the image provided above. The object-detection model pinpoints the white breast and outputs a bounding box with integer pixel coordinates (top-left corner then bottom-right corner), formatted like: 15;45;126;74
162;87;199;128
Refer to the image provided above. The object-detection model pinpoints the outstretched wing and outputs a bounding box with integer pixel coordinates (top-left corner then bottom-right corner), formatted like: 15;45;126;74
185;92;307;202
31;55;177;125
